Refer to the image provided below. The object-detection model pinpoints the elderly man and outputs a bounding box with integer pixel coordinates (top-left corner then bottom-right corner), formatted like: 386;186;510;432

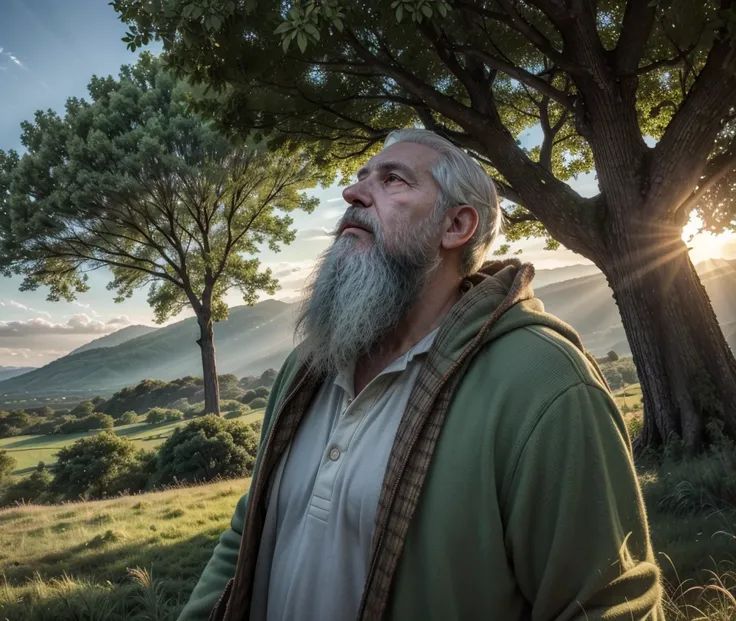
179;129;663;621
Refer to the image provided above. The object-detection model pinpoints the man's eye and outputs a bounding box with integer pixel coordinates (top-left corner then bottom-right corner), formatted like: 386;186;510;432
385;173;404;184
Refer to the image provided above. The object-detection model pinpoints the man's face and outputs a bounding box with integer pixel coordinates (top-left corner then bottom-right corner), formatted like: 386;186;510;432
337;142;442;252
294;141;446;376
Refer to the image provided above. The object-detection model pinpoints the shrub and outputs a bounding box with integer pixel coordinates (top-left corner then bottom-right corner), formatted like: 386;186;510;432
0;450;17;480
116;411;139;426
152;415;259;485
52;431;149;499
241;390;257;404
253;386;270;399
145;407;184;425
249;397;268;409
1;469;52;506
626;416;643;440
57;413;115;434
24;419;60;435
220;399;245;413
70;401;95;418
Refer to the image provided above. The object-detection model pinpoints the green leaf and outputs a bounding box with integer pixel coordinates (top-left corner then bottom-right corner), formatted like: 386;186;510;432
191;5;203;18
304;23;320;40
421;4;432;17
274;22;292;34
396;5;403;22
210;15;221;30
282;34;292;52
182;4;194;17
437;3;448;17
297;31;307;53
323;5;332;17
333;17;344;32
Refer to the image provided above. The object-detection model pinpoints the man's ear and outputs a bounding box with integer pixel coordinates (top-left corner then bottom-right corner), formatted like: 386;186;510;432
441;204;479;251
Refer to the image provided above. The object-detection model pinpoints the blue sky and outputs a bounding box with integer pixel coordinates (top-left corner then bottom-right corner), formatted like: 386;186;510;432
0;0;733;368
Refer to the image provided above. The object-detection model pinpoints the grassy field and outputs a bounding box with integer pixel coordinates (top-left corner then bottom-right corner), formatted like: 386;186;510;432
613;382;643;411
1;468;735;620
0;478;249;620
0;409;265;477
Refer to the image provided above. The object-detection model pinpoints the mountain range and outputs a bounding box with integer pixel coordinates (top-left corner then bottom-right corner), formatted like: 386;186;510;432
1;259;734;397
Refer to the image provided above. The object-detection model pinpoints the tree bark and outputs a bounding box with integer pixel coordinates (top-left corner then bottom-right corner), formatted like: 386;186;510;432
197;311;221;416
600;220;736;456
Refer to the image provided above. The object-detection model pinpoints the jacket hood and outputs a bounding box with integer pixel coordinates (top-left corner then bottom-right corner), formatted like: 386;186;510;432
432;259;587;372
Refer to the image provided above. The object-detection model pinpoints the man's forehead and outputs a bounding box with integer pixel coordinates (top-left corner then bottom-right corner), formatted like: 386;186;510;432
360;142;439;177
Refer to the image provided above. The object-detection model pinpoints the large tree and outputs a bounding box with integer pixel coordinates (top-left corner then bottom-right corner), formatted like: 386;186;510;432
113;0;736;454
0;54;319;415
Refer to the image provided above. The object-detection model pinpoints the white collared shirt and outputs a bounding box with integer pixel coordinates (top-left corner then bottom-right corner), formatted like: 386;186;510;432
250;327;440;621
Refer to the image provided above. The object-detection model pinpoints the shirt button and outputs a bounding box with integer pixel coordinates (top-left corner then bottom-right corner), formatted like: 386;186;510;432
329;447;341;461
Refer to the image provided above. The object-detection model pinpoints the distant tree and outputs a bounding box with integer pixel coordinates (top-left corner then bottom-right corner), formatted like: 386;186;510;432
26;406;54;418
241;390;258;405
114;0;736;454
52;431;147;499
252;386;270;399
0;450;17;480
249;397;268;409
116;411;139;426
91;396;106;408
145;407;183;425
57;413;115;434
606;351;620;363
70;401;95;418
0;469;52;506
0;54;321;416
152;414;259;485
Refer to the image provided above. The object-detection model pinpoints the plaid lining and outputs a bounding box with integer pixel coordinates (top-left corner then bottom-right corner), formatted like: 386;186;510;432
216;260;535;621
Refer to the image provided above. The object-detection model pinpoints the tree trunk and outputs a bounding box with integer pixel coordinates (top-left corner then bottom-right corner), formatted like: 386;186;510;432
197;312;221;416
601;223;736;456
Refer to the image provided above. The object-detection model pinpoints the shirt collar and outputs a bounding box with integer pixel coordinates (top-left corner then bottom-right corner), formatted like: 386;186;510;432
334;327;440;396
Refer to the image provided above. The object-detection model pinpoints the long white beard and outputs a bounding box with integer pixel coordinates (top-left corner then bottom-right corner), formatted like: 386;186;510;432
294;208;441;377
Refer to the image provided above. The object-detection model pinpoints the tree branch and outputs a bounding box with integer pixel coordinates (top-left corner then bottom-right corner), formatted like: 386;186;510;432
456;47;574;110
676;144;736;216
614;0;657;72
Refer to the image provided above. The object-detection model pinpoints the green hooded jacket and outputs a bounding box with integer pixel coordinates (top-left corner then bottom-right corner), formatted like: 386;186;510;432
179;261;663;621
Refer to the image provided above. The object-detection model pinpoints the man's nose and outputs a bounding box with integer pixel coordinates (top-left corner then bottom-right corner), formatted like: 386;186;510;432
342;181;372;209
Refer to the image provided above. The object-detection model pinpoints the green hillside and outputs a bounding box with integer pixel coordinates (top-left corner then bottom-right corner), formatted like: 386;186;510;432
0;299;295;397
69;325;158;355
0;409;265;476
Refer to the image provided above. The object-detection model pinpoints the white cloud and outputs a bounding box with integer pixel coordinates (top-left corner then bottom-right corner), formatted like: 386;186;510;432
0;314;132;337
0;300;52;318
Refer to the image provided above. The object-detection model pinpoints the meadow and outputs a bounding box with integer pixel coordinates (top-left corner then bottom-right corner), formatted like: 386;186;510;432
0;478;248;620
0;409;265;477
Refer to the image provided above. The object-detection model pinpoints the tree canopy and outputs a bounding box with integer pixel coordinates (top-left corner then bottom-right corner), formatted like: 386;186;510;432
0;53;321;414
113;0;736;454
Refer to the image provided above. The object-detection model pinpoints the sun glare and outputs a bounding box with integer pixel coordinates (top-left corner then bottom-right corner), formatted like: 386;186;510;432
682;215;732;264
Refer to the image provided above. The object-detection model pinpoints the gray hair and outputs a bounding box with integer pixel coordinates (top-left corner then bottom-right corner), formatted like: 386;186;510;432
383;128;501;276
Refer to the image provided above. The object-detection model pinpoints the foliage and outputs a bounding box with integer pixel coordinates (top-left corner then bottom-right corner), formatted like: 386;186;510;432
1;469;53;506
241;387;269;405
56;413;115;434
70;401;95;418
248;397;268;409
600;357;639;391
0;410;30;437
101;377;204;416
0;54;320;415
113;0;736;451
51;432;150;500
152;415;259;485
145;407;184;425
239;368;278;391
116;411;140;426
0;449;17;480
